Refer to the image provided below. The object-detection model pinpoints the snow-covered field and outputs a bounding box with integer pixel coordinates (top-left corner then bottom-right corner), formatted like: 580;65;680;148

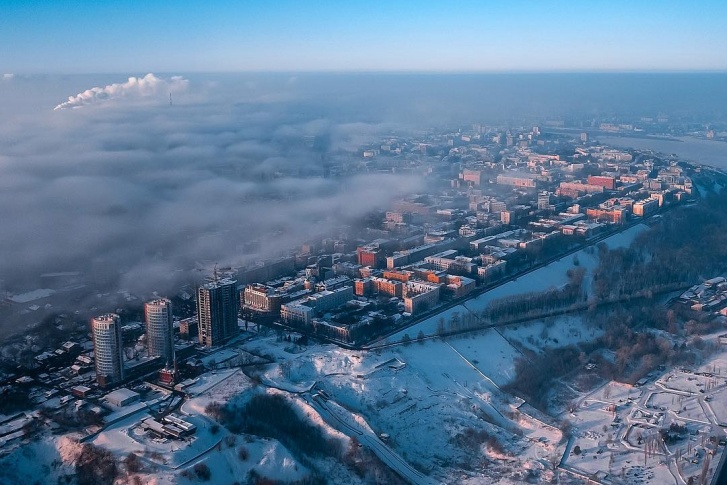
707;387;727;425
445;329;525;387
92;408;228;468
0;436;80;485
5;323;727;484
658;371;722;395
560;335;727;485
251;333;566;483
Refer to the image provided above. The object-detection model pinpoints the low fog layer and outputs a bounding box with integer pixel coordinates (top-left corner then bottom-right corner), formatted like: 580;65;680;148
0;74;423;298
1;72;726;303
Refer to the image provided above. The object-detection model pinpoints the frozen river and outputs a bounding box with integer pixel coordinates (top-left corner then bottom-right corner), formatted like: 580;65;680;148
598;135;727;170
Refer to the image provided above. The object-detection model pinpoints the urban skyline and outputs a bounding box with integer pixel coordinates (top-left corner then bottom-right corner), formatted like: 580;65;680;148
3;93;727;484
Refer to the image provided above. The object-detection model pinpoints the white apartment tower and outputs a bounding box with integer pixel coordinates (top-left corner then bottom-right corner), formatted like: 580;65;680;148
145;298;175;365
92;313;123;386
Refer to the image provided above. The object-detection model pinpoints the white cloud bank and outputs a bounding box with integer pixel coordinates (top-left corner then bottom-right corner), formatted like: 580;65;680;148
0;73;425;304
53;73;188;110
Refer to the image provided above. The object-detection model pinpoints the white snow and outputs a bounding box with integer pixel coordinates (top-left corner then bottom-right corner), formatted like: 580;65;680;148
500;315;603;354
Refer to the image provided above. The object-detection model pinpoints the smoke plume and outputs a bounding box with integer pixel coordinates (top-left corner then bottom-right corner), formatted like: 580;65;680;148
54;73;188;110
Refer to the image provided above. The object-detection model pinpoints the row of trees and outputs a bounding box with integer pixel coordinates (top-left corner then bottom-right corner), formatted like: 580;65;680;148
207;394;343;461
507;300;713;411
593;191;727;301
432;267;586;337
206;394;407;484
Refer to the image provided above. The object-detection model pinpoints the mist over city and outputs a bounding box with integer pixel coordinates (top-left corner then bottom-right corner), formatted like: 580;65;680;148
1;73;427;297
2;72;725;296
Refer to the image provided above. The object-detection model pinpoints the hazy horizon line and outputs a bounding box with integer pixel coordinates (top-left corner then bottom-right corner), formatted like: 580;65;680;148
6;69;727;77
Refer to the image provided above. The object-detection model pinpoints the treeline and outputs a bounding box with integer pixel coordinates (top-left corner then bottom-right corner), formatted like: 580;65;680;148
504;345;582;410
507;305;706;411
0;388;32;415
207;394;341;460
74;443;117;485
593;315;672;383
593;192;727;300
433;268;586;337
592;244;689;300
206;394;407;484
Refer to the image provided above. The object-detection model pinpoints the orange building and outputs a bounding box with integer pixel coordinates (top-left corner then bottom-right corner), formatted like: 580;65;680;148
587;175;616;190
383;270;412;282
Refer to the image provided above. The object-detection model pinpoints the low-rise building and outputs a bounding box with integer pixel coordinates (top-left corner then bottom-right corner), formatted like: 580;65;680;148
586;207;628;224
280;302;314;325
370;277;403;297
403;281;441;314
496;172;538;188
478;260;507;281
587;175;617;190
105;388;140;407
445;275;476;299
354;278;374;297
242;284;283;313
632;198;659;217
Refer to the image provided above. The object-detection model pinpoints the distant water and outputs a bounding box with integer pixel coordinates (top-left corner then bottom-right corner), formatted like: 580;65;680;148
597;135;727;170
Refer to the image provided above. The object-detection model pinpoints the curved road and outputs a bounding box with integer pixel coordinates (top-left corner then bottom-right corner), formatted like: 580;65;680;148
303;391;438;485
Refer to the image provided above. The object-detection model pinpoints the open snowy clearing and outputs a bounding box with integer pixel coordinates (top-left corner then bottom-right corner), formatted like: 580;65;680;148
255;333;565;482
500;315;603;354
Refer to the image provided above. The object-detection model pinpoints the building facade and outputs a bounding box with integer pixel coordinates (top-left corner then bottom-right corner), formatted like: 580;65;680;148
370;277;403;297
496;173;538;188
145;298;174;365
306;286;354;313
403;281;441;314
179;317;198;339
242;284;283;313
632;198;659;217
280;302;314;325
92;313;124;387
587;175;616;190
197;279;239;348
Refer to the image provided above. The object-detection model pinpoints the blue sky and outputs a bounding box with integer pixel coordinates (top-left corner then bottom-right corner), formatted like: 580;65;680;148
2;0;726;73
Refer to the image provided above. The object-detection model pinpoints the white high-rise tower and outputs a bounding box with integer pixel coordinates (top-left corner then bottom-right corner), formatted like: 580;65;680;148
145;298;174;365
92;313;123;386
